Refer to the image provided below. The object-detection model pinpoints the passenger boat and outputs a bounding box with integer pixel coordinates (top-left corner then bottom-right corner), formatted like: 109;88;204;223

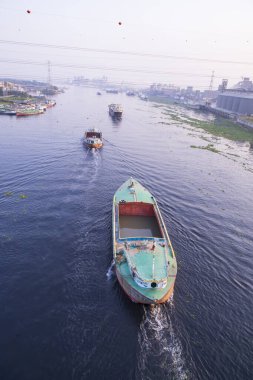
108;104;123;118
112;178;177;304
84;128;103;149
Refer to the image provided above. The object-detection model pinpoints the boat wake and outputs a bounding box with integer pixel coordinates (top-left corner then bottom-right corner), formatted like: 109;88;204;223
137;301;190;380
106;260;115;280
83;148;102;186
83;148;91;161
89;148;101;183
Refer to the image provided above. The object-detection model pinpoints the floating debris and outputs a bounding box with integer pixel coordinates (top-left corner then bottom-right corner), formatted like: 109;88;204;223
19;194;28;199
4;191;13;197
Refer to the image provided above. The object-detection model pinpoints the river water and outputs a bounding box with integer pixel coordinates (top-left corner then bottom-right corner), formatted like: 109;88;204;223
0;87;252;380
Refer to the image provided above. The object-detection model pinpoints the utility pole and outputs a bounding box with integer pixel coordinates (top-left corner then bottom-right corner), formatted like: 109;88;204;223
47;60;51;86
209;70;215;91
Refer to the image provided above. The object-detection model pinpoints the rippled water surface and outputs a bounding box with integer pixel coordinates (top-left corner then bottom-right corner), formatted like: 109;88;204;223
0;87;252;380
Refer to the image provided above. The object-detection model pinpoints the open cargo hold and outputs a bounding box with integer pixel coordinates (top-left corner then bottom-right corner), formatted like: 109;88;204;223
119;202;163;238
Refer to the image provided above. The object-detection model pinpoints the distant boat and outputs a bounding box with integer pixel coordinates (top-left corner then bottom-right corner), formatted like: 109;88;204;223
108;104;123;118
126;91;135;96
16;108;44;116
97;91;102;95
0;109;16;115
45;100;56;108
84;128;103;149
185;103;201;110
112;178;177;304
106;89;118;94
139;94;148;101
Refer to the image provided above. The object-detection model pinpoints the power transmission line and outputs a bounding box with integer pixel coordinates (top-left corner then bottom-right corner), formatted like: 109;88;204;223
47;60;51;85
0;39;253;66
0;72;213;89
0;57;240;80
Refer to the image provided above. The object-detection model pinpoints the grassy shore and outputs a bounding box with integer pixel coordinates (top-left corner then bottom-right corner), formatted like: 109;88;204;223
0;95;39;105
193;118;253;143
151;96;253;143
190;144;220;153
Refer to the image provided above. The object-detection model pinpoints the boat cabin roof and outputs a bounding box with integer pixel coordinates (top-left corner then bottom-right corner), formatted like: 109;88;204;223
85;130;102;138
86;128;101;132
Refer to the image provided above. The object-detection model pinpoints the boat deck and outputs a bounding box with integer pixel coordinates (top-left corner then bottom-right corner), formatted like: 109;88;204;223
116;239;169;280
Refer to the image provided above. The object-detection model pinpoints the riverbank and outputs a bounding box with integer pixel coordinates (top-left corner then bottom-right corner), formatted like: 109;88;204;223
151;97;253;144
0;95;56;116
0;94;39;105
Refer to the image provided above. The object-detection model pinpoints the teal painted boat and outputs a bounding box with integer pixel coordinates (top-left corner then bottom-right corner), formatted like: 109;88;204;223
113;178;177;304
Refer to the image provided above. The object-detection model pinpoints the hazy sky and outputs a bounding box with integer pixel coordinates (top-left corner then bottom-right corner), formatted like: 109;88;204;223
1;0;253;89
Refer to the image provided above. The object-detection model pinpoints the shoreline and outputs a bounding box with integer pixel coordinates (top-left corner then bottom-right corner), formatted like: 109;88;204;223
150;96;253;144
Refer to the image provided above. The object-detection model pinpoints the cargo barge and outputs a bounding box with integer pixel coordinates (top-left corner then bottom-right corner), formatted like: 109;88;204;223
112;178;177;304
108;104;123;118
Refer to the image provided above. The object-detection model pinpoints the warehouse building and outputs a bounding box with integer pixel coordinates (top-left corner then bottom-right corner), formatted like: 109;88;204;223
216;91;253;115
216;78;253;115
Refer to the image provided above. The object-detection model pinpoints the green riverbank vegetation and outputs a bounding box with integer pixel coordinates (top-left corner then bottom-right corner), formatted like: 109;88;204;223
156;103;253;143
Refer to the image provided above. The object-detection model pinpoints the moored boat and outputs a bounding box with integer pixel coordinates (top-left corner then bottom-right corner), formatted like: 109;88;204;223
106;88;118;94
108;104;123;118
112;178;177;304
45;100;56;108
185;103;201;110
0;109;16;115
84;128;103;149
139;93;148;101
16;108;44;116
126;91;135;96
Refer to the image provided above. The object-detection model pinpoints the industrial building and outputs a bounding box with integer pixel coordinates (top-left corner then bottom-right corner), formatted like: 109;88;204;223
216;78;253;115
216;91;253;115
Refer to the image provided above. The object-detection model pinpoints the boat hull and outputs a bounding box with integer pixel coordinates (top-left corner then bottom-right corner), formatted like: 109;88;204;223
115;267;174;304
109;110;122;118
84;141;103;149
0;111;16;115
16;110;44;116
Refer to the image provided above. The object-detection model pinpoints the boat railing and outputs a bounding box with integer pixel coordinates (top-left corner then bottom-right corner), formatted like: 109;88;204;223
118;236;164;242
153;199;175;259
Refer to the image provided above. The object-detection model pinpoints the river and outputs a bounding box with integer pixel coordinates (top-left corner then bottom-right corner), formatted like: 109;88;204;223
0;86;252;380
